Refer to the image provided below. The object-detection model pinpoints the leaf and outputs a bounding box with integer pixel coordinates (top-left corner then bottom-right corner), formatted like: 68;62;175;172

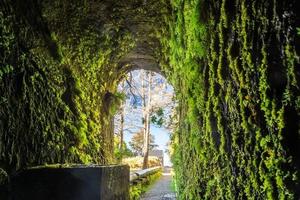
297;27;300;35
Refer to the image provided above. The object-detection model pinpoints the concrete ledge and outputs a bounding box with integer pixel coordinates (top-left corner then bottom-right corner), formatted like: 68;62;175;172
130;166;161;183
10;165;129;200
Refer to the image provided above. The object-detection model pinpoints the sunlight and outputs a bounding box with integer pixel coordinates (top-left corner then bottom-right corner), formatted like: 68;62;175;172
114;69;176;169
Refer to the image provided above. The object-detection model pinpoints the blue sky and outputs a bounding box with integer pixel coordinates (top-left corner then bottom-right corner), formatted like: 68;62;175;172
117;70;175;167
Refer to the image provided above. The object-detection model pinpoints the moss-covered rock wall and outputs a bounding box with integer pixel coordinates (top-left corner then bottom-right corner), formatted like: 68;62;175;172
0;0;165;174
0;0;169;178
160;0;300;199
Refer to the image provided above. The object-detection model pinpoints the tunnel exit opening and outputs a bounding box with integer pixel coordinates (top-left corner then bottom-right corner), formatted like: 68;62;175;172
113;69;176;170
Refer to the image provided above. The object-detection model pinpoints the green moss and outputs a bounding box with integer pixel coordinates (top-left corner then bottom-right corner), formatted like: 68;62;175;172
1;0;300;199
0;0;139;172
129;170;162;200
159;0;300;199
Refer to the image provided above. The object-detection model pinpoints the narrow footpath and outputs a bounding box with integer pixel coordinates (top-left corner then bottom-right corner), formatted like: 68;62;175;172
141;168;176;200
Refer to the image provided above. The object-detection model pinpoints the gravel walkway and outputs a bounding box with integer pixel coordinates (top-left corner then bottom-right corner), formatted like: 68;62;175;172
140;169;176;200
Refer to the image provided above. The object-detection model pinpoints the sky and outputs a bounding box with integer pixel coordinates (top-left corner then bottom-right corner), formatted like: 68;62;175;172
117;69;175;167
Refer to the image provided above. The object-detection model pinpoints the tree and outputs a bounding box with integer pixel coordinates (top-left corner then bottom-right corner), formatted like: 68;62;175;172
129;129;157;156
114;75;143;161
114;136;134;161
141;71;151;169
114;69;176;168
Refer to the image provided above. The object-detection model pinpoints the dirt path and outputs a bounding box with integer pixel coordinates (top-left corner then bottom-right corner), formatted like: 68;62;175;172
140;168;176;200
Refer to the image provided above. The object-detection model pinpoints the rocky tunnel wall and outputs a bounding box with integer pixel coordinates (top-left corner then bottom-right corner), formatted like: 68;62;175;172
0;0;166;176
1;0;300;199
160;0;300;199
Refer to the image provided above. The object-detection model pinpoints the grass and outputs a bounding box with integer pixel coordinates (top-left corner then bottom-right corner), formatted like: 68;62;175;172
129;170;162;200
170;179;176;193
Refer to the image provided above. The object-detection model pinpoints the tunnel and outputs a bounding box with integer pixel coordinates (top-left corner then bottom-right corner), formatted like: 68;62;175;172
1;0;300;199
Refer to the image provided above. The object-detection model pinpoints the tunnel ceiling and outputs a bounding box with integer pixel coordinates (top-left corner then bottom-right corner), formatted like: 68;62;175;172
41;0;165;73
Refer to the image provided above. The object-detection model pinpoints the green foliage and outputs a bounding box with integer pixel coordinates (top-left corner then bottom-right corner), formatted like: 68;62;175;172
0;168;8;185
0;0;137;173
170;178;177;192
129;183;143;200
129;170;162;200
0;7;79;171
159;0;300;199
129;130;157;156
0;11;14;80
114;137;134;161
151;108;164;127
1;1;300;199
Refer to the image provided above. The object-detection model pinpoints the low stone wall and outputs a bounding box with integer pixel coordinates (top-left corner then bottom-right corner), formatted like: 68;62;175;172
8;165;129;200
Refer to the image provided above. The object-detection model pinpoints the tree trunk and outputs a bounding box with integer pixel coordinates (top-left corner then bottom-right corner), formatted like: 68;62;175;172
142;71;147;168
118;81;125;162
119;102;124;161
143;71;152;169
